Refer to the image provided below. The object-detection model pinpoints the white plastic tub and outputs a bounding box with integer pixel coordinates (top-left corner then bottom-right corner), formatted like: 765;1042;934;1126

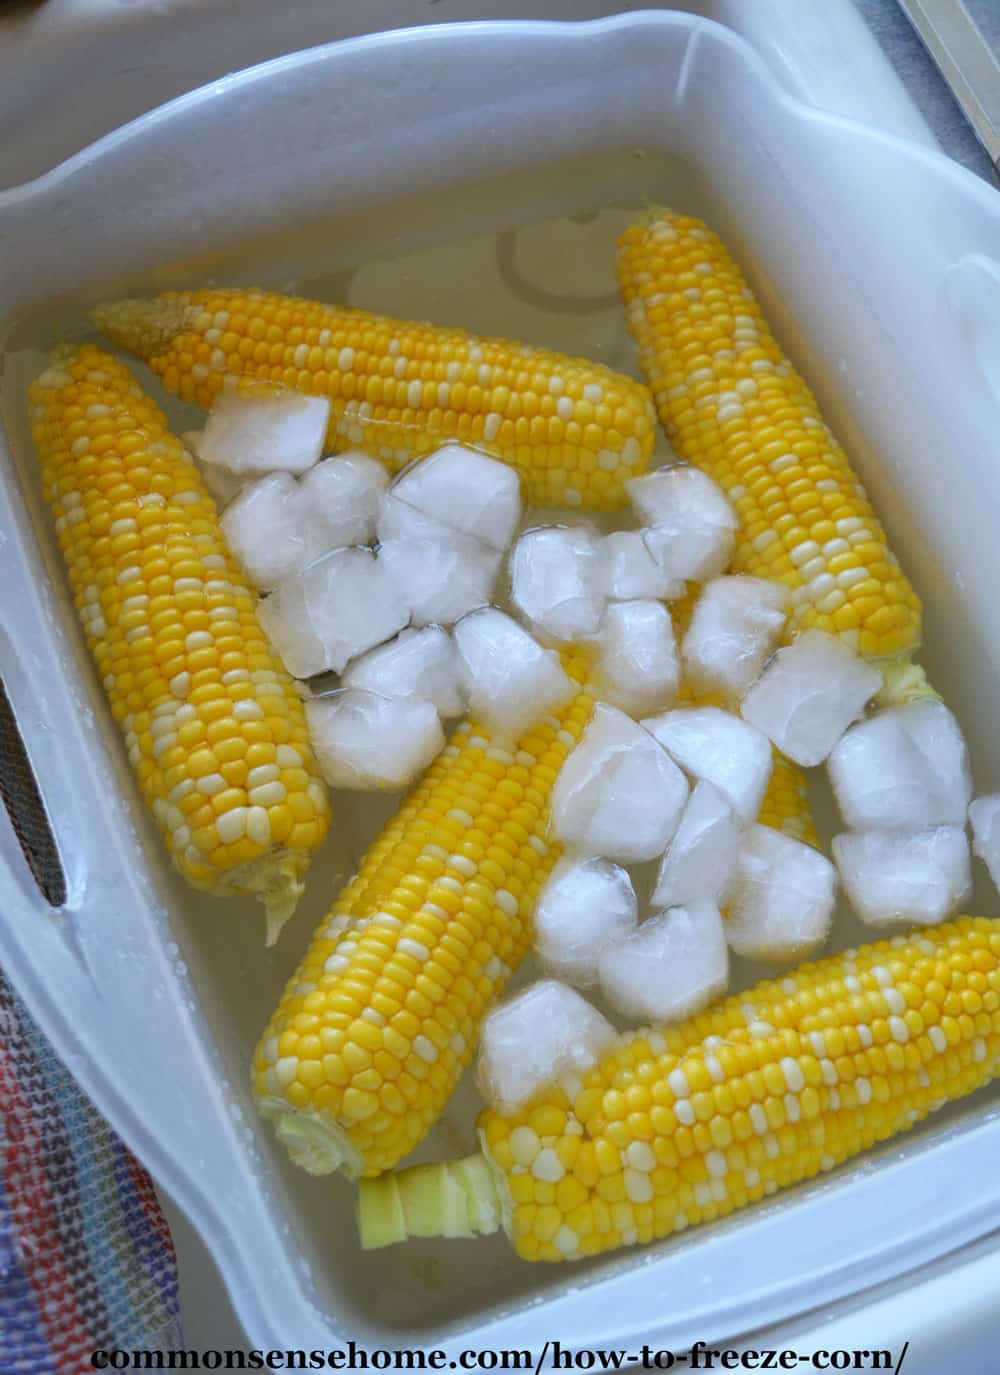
2;12;1000;1352
0;0;940;191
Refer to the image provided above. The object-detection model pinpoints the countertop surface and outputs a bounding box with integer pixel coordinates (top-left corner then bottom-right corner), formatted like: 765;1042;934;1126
855;0;996;181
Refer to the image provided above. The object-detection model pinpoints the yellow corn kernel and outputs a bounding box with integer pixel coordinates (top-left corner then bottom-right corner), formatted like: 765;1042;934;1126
29;346;330;939
617;211;922;660
94;290;658;510
757;750;820;848
252;658;595;1178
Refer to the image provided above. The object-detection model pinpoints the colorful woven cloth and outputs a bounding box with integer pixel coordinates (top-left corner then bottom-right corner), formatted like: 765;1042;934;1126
0;970;182;1372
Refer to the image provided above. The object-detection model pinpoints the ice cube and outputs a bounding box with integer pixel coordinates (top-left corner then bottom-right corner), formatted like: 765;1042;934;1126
642;705;772;825
477;980;616;1113
740;629;881;766
725;824;836;963
551;703;689;863
200;464;244;508
509;526;606;642
601;530;684;602
220;473;312;591
200;464;245;508
342;626;465;718
652;780;741;908
198;388;330;476
185;431;245;507
534;857;638;986
970;795;1000;894
682;576;790;702
305;691;443;791
593;599;680;718
257;546;409;678
627;467;737;582
389;444;522;550
221;455;389;592
300;452;388;550
453;608;575;740
833;827;971;928
378;536;502;627
597;900;729;1024
828;701;972;830
376;491;456;544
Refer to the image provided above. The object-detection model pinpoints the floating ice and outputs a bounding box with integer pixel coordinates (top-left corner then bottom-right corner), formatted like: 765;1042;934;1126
598;900;729;1023
593;599;680;719
388;444;522;550
601;530;684;602
300;451;388;550
652;780;742;908
378;536;502;628
510;525;607;642
682;575;789;702
534;857;638;986
184;430;244;506
643;705;772;825
828;701;972;830
198;388;330;477
342;626;465;718
221;472;313;591
376;491;456;544
257;547;409;678
453;608;575;740
970;794;1000;895
478;980;616;1112
305;690;444;791
725;824;836;963
627;467;737;582
833;827;971;928
221;453;388;590
551;704;689;863
740;629;880;766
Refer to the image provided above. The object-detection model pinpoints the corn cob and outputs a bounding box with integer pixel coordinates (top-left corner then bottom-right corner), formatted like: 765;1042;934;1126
93;289;657;511
359;916;1000;1257
252;656;595;1179
672;589;819;847
617;211;925;690
29;345;330;940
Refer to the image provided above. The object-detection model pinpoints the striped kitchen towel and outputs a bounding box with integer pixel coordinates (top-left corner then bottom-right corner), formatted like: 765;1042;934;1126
0;969;182;1372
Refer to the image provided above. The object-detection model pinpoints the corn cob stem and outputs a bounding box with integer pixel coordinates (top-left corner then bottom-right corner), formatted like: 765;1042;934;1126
875;656;942;709
359;1155;500;1250
29;345;331;938
94;289;658;511
253;657;595;1179
359;916;1000;1256
271;1112;360;1178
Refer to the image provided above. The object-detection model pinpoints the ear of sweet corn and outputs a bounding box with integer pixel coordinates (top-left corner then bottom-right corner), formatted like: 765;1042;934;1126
93;290;657;511
29;345;330;940
360;916;1000;1257
252;656;595;1179
616;211;923;670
